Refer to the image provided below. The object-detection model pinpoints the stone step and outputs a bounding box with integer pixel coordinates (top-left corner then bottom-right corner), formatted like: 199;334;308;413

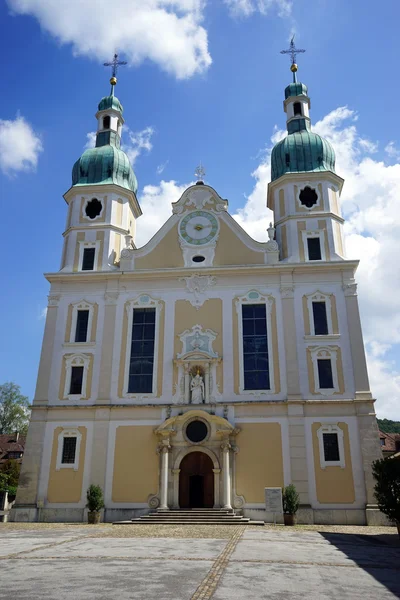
130;519;250;525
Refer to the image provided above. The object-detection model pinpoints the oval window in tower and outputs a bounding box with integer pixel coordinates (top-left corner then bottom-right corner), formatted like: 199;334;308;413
185;420;208;443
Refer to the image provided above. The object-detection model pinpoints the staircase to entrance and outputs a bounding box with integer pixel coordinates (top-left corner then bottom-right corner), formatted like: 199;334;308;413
113;508;264;525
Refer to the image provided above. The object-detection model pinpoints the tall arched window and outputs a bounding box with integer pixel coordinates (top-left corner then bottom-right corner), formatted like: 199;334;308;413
103;115;110;129
293;102;302;116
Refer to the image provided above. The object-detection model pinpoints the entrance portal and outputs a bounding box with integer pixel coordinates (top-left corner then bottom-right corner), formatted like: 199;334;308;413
179;452;214;508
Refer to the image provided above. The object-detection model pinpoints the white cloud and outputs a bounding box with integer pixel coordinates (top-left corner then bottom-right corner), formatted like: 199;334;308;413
84;131;96;150
7;0;211;80
0;115;43;175
157;160;169;175
385;141;400;161
224;0;292;17
123;126;155;166
231;106;400;419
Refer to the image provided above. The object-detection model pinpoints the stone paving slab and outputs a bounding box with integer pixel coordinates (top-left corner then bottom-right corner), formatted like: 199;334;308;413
0;530;89;557
213;562;400;600
26;537;227;560
0;558;212;600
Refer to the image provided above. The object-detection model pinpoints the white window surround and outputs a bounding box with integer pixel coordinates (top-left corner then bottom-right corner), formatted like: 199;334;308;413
310;346;340;396
56;428;82;471
123;294;163;399
302;230;326;262
78;241;100;272
305;291;334;336
63;353;91;400
316;423;345;469
69;300;95;344
235;290;275;395
296;183;321;211
82;197;105;222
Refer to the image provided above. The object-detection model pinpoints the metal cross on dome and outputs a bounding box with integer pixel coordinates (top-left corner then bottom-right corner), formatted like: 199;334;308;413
103;53;127;79
280;35;305;66
195;163;206;182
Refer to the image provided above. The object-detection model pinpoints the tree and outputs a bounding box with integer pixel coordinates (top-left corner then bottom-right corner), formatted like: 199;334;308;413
0;382;30;435
372;457;400;536
1;459;21;488
377;418;400;434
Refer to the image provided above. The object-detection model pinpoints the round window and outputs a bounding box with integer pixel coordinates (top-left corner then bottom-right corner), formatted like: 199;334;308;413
192;255;205;263
186;420;208;443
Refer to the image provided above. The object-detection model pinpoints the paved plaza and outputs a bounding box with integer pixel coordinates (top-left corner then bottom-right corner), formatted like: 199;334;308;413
0;524;399;600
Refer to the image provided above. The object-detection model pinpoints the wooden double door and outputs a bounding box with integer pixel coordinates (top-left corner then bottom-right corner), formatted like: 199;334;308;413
179;452;214;508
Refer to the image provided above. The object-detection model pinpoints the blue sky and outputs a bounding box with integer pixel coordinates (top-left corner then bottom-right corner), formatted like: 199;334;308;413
1;0;399;418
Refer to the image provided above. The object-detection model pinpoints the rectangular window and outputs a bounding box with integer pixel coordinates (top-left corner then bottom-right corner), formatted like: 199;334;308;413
242;304;270;390
317;358;334;389
128;308;156;394
307;237;322;260
69;366;84;395
323;432;340;462
82;248;96;271
75;310;89;342
380;438;385;446
61;437;77;464
312;302;328;335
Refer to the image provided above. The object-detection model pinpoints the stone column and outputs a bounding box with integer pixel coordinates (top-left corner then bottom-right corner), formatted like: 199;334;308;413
221;442;232;510
204;363;210;403
184;365;190;404
213;468;221;508
172;469;180;509
159;446;170;510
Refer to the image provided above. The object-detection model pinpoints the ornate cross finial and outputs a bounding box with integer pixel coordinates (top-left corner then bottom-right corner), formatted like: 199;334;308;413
280;36;305;81
195;162;206;183
103;53;127;86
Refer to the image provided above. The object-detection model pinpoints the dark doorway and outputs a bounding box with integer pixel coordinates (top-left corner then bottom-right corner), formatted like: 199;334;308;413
179;452;214;508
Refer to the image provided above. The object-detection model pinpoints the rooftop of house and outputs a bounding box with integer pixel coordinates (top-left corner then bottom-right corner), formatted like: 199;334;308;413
378;429;400;453
0;434;26;463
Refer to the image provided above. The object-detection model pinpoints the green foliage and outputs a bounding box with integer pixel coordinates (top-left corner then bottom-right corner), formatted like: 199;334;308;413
372;458;400;525
282;484;300;515
377;419;400;434
0;472;17;496
86;484;104;512
1;460;21;488
0;382;30;435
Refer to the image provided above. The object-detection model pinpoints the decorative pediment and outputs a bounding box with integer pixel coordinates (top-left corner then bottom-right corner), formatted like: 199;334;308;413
172;184;228;215
177;324;219;359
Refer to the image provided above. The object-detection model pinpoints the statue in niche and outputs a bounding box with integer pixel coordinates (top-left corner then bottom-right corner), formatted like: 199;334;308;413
190;370;205;404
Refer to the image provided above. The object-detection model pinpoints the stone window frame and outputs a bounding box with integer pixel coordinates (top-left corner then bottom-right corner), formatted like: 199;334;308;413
123;294;163;399
296;184;321;211
82;197;105;222
305;291;334;337
56;428;82;471
310;346;339;396
235;290;275;395
78;240;100;272
63;353;91;401
69;300;96;344
316;423;345;469
302;230;326;262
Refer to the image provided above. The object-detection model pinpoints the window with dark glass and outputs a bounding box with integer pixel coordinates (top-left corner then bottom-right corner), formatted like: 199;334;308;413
242;304;269;390
85;198;102;219
323;433;340;462
103;115;110;129
299;186;318;208
307;237;322;260
75;310;89;342
293;102;302;116
82;248;96;271
61;437;77;464
128;308;156;394
380;438;385;446
312;302;328;335
69;366;84;395
317;359;334;389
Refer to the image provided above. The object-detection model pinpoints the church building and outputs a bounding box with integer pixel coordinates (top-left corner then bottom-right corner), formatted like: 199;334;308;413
12;55;383;525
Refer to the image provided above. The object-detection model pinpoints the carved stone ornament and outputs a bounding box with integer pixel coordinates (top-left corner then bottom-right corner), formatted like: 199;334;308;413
177;324;219;358
48;294;61;307
266;222;279;252
172;187;228;215
148;495;160;509
120;248;133;260
342;282;358;296
180;274;217;309
233;495;245;509
280;286;295;298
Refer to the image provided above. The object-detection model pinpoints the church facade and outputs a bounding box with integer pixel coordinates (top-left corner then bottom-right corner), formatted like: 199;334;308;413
12;64;383;525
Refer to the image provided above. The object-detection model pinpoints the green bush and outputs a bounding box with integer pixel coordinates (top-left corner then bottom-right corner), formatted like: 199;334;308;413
372;458;400;528
86;484;104;513
282;484;300;515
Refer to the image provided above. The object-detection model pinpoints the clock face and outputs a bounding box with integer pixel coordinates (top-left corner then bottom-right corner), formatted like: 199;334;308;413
179;211;219;246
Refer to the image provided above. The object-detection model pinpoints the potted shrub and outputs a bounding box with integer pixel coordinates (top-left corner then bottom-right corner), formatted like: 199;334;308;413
282;484;300;526
372;457;400;536
86;484;104;524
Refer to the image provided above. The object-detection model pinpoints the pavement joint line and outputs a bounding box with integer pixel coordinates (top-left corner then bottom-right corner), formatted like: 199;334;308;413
1;534;92;560
0;555;214;562
191;526;245;600
229;558;400;570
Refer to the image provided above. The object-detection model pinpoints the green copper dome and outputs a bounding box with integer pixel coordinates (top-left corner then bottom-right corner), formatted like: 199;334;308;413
98;94;123;113
284;82;308;99
72;145;137;193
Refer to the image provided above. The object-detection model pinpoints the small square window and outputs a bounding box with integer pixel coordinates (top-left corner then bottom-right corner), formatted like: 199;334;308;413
323;432;340;462
380;438;385;446
317;358;334;389
312;302;328;335
307;237;322;261
75;310;89;342
69;366;84;395
61;437;77;464
82;248;96;271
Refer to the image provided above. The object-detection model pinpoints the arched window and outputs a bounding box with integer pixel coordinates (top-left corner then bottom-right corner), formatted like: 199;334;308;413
293;102;302;116
103;115;111;129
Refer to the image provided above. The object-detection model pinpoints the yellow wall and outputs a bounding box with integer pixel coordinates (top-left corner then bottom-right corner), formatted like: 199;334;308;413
214;221;264;266
112;425;158;502
47;427;87;503
174;299;223;392
312;422;355;503
135;227;184;269
236;422;284;502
